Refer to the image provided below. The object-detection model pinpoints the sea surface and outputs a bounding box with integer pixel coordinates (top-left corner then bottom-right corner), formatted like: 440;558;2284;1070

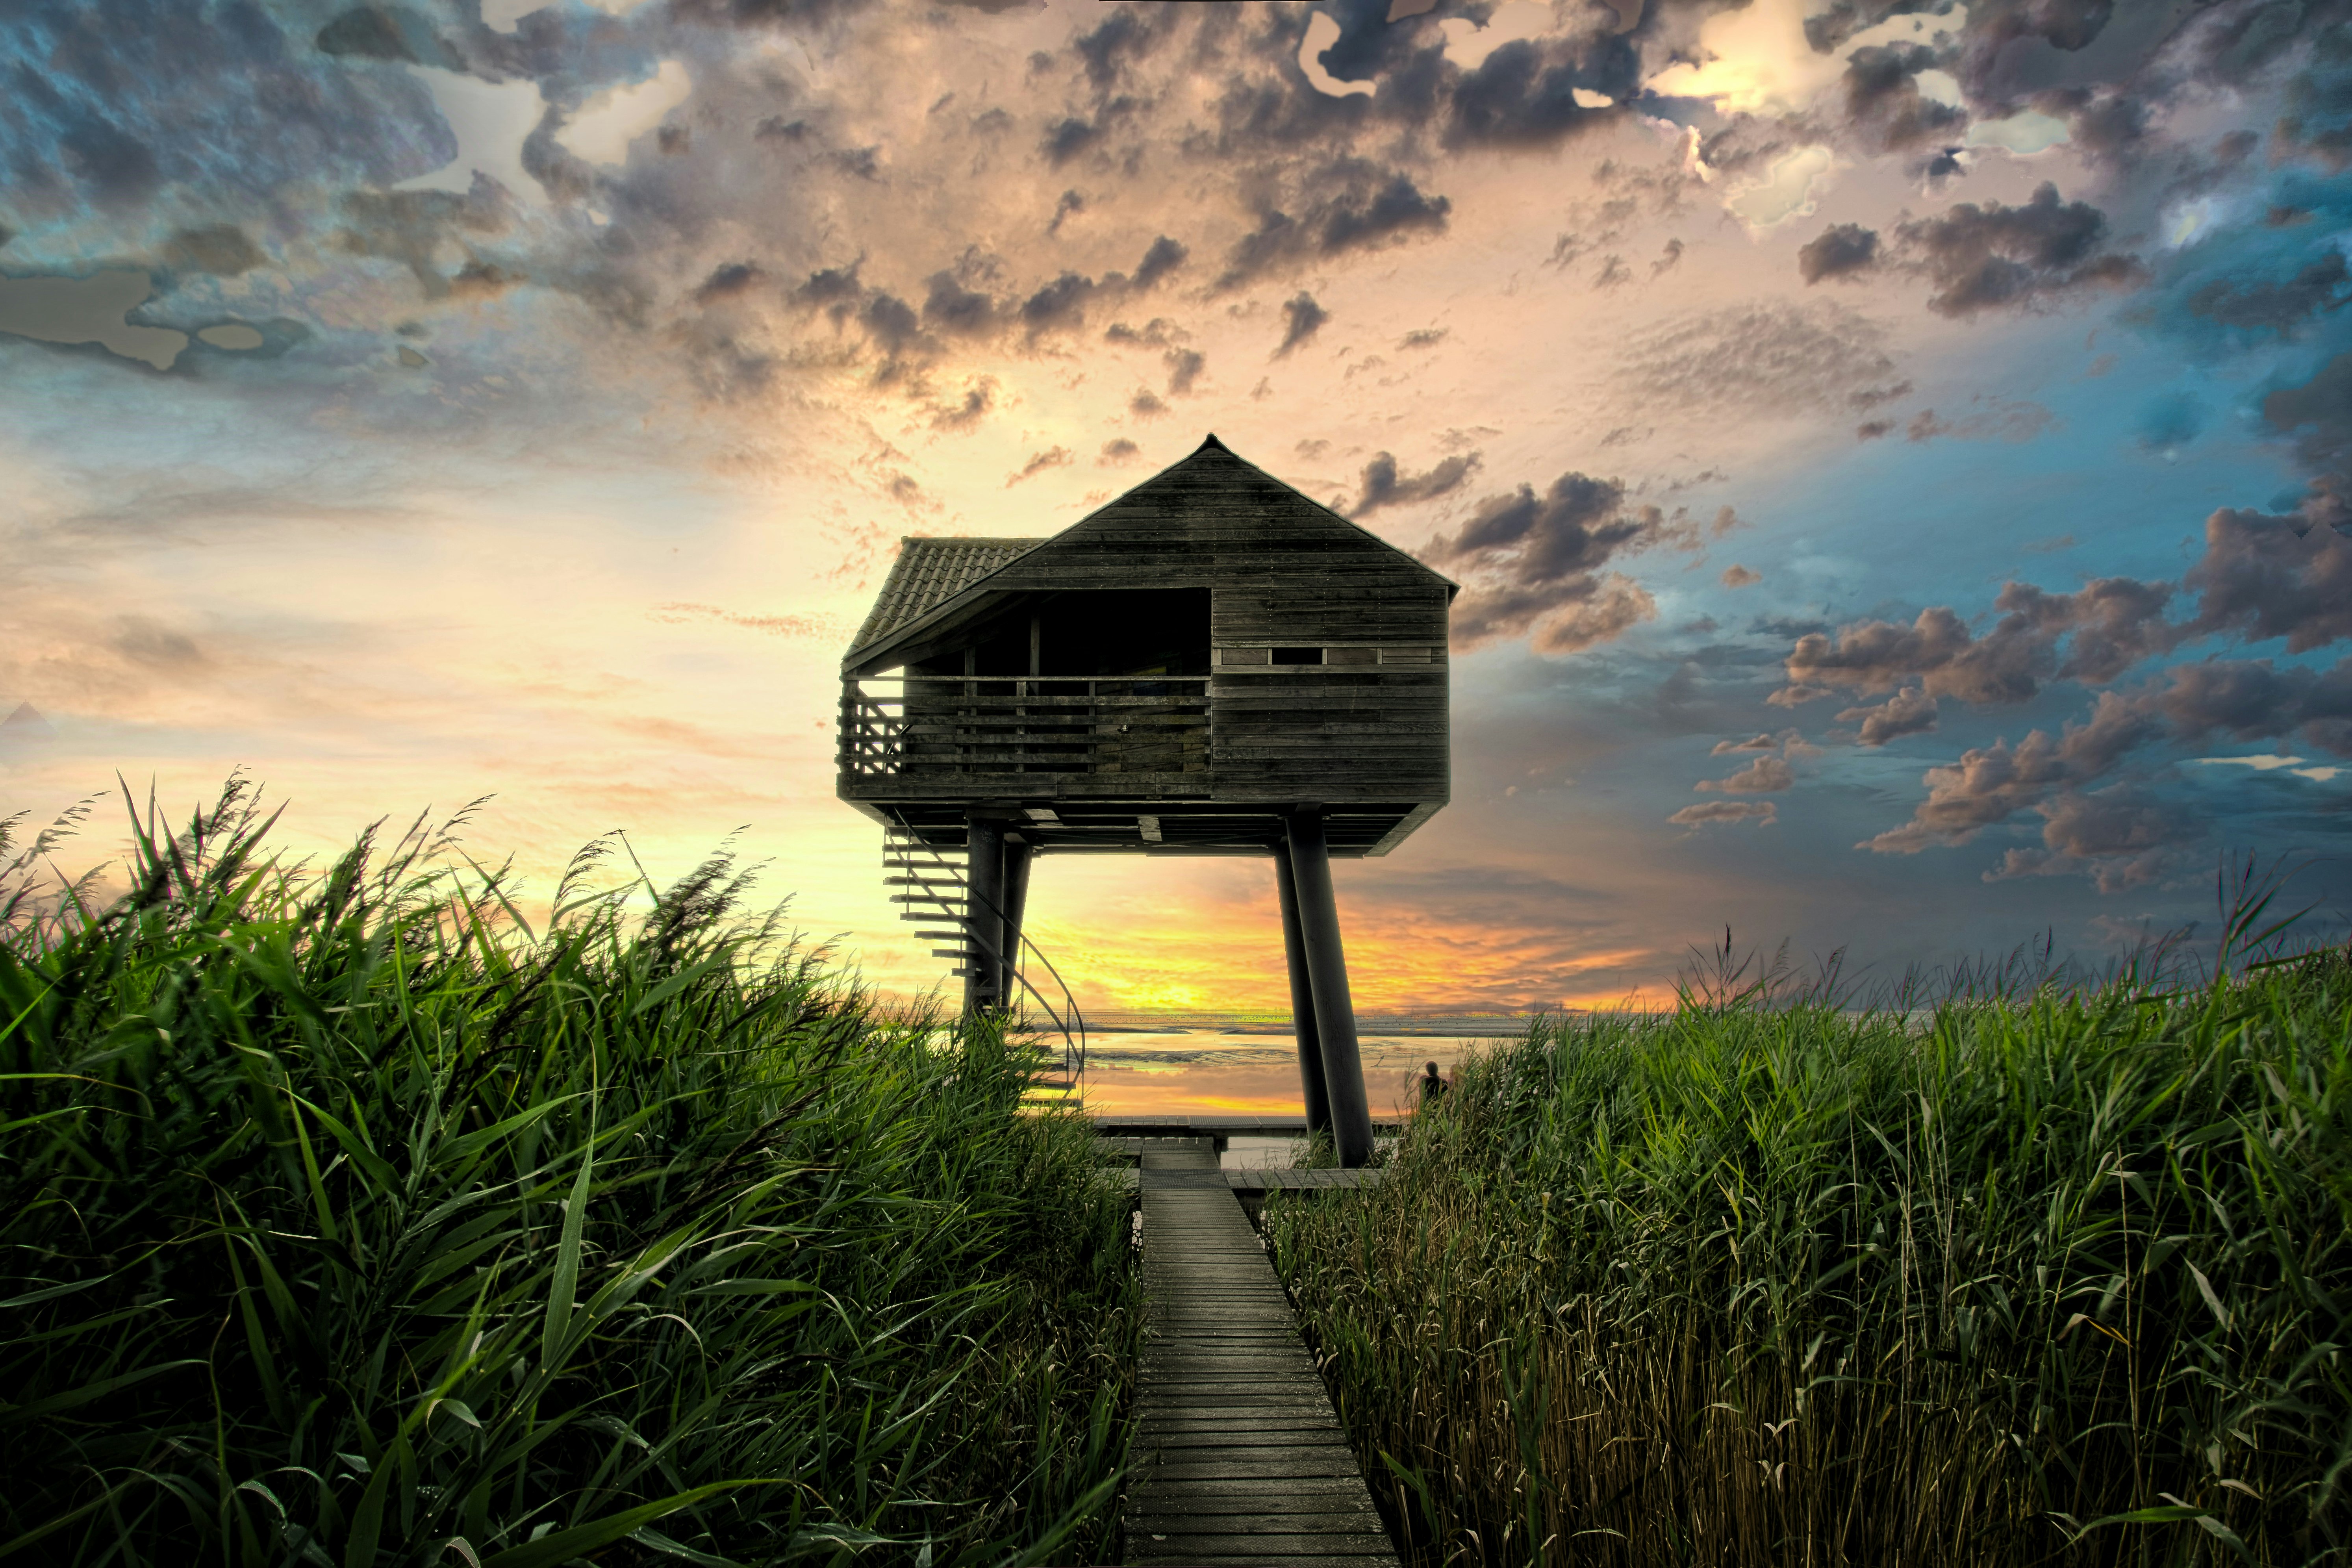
1045;1029;1493;1125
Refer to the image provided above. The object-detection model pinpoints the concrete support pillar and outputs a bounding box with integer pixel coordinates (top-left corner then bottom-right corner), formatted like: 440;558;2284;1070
1001;838;1033;1007
1273;844;1332;1137
1283;807;1373;1168
964;817;1006;1018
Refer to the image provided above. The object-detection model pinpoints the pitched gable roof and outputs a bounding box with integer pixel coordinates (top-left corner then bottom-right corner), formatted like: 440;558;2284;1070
841;436;1455;670
847;536;1046;653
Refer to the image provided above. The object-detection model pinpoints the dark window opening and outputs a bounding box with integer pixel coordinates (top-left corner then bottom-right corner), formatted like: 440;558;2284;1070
1271;646;1322;665
1039;589;1212;678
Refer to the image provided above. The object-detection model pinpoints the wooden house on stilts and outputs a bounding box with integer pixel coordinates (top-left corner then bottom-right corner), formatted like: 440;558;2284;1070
836;435;1455;1166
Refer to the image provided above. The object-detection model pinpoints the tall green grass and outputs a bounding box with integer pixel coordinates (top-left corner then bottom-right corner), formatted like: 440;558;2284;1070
1;782;1137;1566
1266;949;2352;1566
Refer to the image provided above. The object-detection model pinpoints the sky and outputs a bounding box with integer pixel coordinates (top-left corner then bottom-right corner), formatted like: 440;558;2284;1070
5;0;2352;1014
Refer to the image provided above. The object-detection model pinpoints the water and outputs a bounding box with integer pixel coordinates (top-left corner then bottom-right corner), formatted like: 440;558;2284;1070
1066;1030;1487;1122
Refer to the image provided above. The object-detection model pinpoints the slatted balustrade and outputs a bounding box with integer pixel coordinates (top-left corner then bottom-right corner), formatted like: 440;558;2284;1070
839;674;1211;778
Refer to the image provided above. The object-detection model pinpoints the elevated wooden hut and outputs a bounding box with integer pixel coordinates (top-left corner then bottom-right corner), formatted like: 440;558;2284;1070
836;434;1454;1164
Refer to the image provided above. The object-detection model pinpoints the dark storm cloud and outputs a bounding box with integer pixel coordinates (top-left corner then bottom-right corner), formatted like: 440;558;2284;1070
1799;223;1881;284
1860;697;2157;853
1860;648;2352;871
1042;113;1108;167
1216;165;1451;289
1444;39;1593;148
858;291;922;356
1163;347;1204;394
2276;28;2352;169
2188;250;2352;339
165;224;265;276
1990;783;2185;893
1274;291;1327;356
1420;471;1735;654
1351;450;1481;515
1018;271;1097;334
1773;577;2182;709
2145;654;2352;755
1892;183;2148;318
691;262;765;306
1132;235;1187;289
2262;349;2352;481
922;271;997;337
2183;504;2352;653
0;0;442;229
1842;43;1968;153
1802;0;1941;54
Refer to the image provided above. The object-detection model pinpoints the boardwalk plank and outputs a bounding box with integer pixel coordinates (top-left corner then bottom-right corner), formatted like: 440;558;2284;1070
1121;1140;1396;1568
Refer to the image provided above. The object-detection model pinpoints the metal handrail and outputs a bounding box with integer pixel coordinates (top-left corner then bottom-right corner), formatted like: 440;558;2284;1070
883;812;1086;1094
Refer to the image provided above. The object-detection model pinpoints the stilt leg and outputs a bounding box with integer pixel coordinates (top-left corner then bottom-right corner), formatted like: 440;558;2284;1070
1283;807;1373;1168
964;817;1006;1018
1001;838;1033;1007
1274;843;1331;1136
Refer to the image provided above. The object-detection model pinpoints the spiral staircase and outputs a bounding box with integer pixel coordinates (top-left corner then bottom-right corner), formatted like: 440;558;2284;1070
882;819;1086;1103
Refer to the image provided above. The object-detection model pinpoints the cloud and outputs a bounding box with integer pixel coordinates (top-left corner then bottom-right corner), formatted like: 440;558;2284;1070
648;602;840;639
1712;732;1779;754
1900;397;2058;444
0;271;187;371
1618;300;1898;418
1720;563;1761;587
691;262;766;306
2183;504;2352;652
1841;42;1967;154
1274;291;1328;357
1018;271;1099;335
1668;800;1778;827
1351;450;1481;515
1892;183;2149;319
1775;575;2181;708
1132;235;1188;289
1985;783;2188;893
1797;220;1872;283
1098;438;1140;463
1218;167;1453;288
927;379;995;430
1837;684;1938;745
1422;471;1735;654
1696;753;1794;792
164;225;266;276
1164;347;1205;394
2189;249;2352;339
1006;446;1073;486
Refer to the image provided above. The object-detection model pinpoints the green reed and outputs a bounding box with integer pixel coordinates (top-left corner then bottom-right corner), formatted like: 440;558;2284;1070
1266;951;2352;1566
0;781;1137;1566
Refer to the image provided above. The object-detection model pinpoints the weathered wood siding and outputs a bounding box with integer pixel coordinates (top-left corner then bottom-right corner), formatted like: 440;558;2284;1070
957;443;1453;805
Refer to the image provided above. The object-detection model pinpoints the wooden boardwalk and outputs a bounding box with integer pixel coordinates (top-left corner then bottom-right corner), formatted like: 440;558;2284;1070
1124;1138;1398;1568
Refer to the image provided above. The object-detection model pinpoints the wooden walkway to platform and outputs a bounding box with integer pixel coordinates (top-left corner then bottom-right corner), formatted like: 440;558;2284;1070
1123;1138;1398;1568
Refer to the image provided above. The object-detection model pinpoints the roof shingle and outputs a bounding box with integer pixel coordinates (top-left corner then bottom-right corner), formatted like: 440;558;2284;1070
847;536;1045;656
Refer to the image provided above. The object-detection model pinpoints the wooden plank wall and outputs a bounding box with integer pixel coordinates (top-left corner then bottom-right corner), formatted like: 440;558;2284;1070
965;444;1453;806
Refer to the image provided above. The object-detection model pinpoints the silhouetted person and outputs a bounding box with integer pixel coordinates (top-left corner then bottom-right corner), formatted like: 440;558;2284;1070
1418;1060;1448;1107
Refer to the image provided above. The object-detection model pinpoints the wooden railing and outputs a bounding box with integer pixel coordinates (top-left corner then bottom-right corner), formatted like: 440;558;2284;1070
839;675;1210;778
